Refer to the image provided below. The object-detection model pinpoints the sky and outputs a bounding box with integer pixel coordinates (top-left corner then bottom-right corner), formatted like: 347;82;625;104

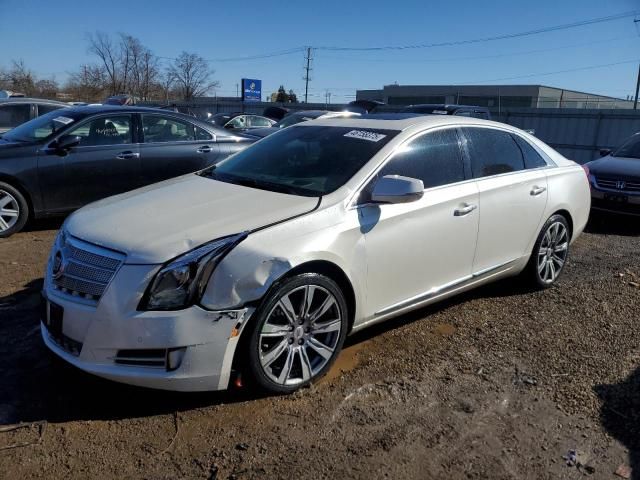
0;0;639;102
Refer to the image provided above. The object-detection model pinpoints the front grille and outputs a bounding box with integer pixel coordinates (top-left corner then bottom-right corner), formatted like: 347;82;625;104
595;177;640;193
50;234;125;304
592;197;640;216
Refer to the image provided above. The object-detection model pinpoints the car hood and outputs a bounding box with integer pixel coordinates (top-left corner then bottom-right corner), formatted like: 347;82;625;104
65;174;319;264
0;137;32;149
587;155;640;180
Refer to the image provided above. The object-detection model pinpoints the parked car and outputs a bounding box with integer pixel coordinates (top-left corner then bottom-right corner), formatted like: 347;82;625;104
584;132;640;216
247;110;361;139
0;105;255;236
0;97;69;134
209;112;276;131
41;115;589;393
403;104;492;120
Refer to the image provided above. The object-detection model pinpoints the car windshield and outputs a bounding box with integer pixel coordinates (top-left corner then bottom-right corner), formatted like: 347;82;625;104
3;110;78;142
204;125;398;196
613;134;640;159
274;113;323;129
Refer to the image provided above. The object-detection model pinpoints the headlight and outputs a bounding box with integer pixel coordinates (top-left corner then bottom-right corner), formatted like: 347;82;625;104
140;233;247;311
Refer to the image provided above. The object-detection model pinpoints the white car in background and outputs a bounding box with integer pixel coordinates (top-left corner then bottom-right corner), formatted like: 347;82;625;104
41;115;590;394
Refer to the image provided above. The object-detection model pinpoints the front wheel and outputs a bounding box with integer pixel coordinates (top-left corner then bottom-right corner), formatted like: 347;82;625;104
525;214;571;288
246;273;348;394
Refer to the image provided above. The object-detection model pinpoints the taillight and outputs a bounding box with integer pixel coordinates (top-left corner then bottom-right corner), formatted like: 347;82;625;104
582;164;590;177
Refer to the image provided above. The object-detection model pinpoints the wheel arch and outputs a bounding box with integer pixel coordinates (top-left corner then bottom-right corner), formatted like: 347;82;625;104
551;208;574;239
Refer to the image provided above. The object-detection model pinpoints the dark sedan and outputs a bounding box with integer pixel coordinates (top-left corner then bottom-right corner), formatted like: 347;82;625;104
585;132;640;217
0;105;255;236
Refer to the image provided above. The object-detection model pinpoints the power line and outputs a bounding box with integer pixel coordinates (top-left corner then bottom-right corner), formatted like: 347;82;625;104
314;35;637;64
464;59;640;84
314;10;639;51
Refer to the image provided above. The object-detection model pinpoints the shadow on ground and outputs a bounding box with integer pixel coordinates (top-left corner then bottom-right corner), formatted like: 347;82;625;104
0;272;537;426
585;212;640;237
595;367;640;479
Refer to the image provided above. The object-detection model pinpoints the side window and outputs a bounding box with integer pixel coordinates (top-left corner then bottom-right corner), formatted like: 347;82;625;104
142;116;195;143
195;125;213;141
0;104;31;130
38;104;64;116
463;128;525;178
67;115;132;146
226;116;246;129
359;129;464;204
513;135;548;169
248;115;273;128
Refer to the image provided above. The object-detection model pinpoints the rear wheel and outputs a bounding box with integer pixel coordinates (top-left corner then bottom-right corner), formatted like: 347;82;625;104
525;214;570;288
0;182;28;238
246;273;348;394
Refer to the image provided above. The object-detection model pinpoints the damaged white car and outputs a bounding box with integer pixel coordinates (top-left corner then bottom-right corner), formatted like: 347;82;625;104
41;115;590;393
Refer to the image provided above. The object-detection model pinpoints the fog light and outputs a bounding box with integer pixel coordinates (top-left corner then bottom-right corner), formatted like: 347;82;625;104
166;347;187;371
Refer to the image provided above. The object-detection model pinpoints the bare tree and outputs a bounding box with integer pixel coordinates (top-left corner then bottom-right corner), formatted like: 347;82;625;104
65;64;107;102
87;32;122;95
0;60;36;95
168;52;218;100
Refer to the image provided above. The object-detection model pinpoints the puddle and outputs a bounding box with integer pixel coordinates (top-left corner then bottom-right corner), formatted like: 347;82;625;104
434;323;456;336
322;341;368;383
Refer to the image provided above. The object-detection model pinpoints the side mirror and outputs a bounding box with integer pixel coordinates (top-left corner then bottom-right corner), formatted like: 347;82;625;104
371;175;424;204
52;135;81;153
599;148;612;157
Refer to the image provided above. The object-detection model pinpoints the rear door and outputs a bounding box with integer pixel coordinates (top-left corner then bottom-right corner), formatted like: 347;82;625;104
38;113;140;211
138;114;221;184
460;127;548;274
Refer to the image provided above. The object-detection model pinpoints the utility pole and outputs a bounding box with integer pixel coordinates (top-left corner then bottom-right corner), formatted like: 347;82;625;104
634;62;640;110
303;47;313;104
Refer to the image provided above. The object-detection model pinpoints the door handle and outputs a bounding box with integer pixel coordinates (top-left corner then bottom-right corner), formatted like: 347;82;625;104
116;151;140;160
454;203;477;216
530;186;547;196
197;146;212;153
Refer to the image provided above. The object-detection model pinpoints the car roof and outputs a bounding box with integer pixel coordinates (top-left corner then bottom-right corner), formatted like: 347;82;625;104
0;97;69;106
300;113;502;130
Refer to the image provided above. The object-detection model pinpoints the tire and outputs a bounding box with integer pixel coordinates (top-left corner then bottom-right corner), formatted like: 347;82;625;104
246;273;348;394
0;182;28;238
525;214;571;289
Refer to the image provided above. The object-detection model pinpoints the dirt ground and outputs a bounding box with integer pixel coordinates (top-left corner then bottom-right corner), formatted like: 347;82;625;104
1;216;640;480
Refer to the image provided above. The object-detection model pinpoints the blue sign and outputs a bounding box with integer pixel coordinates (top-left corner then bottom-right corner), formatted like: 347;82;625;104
242;78;262;102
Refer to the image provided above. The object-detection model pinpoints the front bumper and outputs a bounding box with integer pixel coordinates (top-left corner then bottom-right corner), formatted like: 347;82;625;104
590;188;640;216
42;263;253;392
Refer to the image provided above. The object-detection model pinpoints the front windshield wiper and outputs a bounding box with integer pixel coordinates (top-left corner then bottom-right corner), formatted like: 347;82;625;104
204;170;316;196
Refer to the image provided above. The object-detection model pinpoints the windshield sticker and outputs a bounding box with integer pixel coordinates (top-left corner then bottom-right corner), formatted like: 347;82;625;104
344;130;387;142
53;116;74;125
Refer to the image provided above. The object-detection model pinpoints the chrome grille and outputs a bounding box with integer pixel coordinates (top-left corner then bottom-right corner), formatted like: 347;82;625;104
50;233;124;304
595;177;640;193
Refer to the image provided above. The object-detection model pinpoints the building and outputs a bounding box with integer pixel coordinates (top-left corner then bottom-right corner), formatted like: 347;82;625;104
356;84;634;110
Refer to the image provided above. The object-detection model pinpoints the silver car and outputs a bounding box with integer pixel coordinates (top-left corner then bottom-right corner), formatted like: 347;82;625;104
41;115;590;393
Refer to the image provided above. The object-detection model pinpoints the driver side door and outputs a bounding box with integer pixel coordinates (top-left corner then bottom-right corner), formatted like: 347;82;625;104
358;127;480;318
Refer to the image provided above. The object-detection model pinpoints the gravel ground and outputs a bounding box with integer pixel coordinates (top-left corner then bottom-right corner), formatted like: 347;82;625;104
0;215;639;479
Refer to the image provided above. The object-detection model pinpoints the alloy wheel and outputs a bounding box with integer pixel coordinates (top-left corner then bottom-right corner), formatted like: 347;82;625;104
259;284;342;386
537;221;568;284
0;190;20;233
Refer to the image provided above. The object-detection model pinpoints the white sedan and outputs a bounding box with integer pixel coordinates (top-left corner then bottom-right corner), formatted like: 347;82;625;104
41;115;590;393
